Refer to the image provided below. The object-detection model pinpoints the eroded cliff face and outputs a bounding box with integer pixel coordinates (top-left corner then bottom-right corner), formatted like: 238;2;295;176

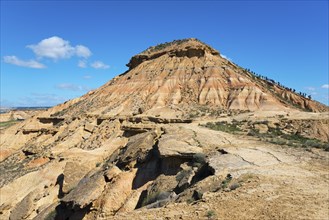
42;38;327;119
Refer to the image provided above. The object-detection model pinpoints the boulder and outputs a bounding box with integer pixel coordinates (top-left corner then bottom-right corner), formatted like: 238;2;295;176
84;122;95;133
62;161;92;194
253;123;268;134
117;131;158;166
158;138;202;158
61;171;106;210
99;170;136;215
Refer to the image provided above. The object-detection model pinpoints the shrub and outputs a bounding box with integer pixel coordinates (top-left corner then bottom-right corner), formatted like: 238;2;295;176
203;121;241;134
304;139;320;148
206;210;216;219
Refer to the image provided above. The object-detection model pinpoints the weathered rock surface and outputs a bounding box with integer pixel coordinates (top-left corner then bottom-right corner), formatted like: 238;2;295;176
62;161;93;194
208;151;251;175
117;131;160;166
158;126;203;158
62;171;106;210
98;170;136;216
9;191;36;220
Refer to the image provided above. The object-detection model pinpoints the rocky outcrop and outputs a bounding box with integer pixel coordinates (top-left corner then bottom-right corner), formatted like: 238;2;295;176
42;39;327;119
62;162;93;194
126;38;219;70
61;171;106;210
37;117;65;125
158;127;203;158
116;131;160;166
9;191;36;220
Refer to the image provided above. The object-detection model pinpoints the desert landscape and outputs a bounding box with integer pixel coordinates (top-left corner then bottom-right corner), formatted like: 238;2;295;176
0;39;328;220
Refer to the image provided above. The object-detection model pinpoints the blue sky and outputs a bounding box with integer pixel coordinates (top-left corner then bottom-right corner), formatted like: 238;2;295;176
1;0;328;107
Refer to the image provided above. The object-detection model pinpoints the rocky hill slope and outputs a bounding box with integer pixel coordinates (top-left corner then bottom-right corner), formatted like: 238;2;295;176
0;39;328;220
43;38;327;119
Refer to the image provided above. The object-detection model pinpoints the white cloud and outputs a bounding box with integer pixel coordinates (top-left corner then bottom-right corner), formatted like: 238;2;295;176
3;56;46;69
321;84;329;89
78;60;87;68
83;75;92;79
76;45;92;58
55;83;91;92
27;36;92;60
91;61;109;69
27;36;74;60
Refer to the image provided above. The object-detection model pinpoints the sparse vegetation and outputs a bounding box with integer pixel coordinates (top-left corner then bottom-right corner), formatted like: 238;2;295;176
206;210;216;219
203;120;328;151
141;38;212;54
250;127;328;150
203;121;241;134
0;120;19;129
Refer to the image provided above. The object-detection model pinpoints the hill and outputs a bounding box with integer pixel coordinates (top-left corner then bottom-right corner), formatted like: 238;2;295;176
0;39;328;220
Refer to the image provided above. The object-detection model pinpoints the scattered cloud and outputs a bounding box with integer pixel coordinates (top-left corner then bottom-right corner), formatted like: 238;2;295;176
17;93;68;107
55;83;91;92
321;84;329;89
78;60;87;68
27;36;92;60
3;56;46;69
83;75;92;79
305;86;316;91
91;61;109;69
3;36;111;70
76;45;92;58
220;54;232;61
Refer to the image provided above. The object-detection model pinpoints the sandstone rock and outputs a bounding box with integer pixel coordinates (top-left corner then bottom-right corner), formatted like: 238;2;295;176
116;184;149;213
149;175;177;194
104;165;121;182
117;131;159;166
158;137;202;158
62;161;93;194
33;203;58;220
0;149;14;162
254;123;269;134
26;157;50;169
208;152;251;175
99;170;136;215
9;190;37;220
84;122;95;133
61;171;106;210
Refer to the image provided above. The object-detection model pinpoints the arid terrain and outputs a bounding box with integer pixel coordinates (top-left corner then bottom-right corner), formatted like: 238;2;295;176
0;39;328;220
